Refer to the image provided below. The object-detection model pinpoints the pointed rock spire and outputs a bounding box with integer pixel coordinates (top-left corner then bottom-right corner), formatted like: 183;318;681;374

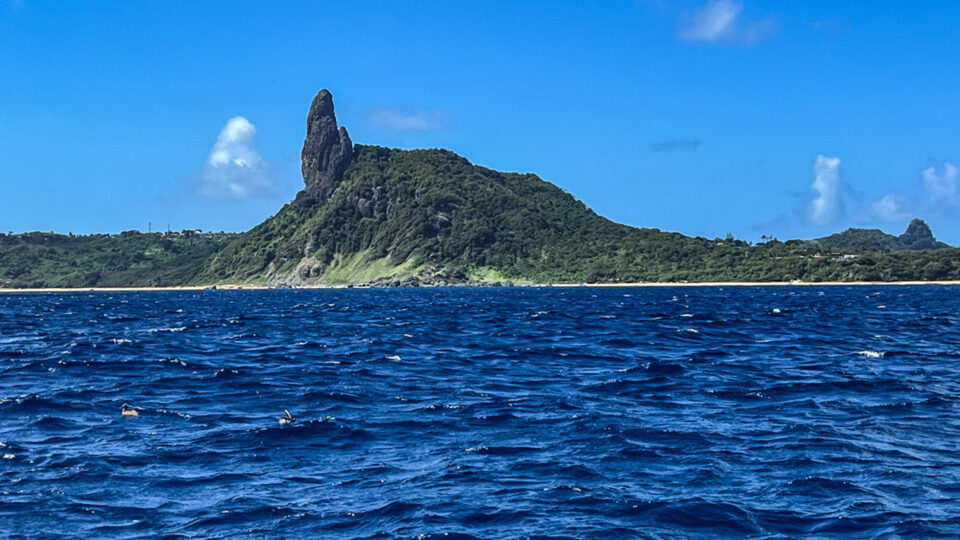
302;89;353;201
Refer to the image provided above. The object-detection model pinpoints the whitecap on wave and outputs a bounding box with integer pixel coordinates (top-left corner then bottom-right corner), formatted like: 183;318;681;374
147;326;187;333
159;357;188;367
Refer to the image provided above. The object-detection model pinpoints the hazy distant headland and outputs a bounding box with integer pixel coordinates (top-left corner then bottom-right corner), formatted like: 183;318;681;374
2;90;958;289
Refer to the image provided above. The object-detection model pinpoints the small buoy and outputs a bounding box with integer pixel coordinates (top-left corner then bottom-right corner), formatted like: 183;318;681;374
279;409;295;425
121;403;140;417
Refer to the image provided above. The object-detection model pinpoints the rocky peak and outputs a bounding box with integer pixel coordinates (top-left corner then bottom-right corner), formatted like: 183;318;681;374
899;218;941;250
901;218;933;240
302;89;353;201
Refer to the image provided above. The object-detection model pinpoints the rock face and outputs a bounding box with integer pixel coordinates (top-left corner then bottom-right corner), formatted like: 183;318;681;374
302;89;353;201
899;218;939;250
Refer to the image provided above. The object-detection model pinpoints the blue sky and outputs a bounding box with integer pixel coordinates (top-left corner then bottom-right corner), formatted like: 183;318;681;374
3;1;960;243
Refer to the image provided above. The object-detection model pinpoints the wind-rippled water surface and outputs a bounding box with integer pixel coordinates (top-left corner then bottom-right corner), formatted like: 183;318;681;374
2;286;960;538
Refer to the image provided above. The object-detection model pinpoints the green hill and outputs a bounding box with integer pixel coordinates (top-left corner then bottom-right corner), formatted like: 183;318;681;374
0;231;233;288
198;143;705;285
197;143;960;285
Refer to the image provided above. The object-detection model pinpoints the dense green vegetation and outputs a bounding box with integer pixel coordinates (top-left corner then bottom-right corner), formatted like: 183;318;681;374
199;145;960;285
0;231;233;288
3;145;959;287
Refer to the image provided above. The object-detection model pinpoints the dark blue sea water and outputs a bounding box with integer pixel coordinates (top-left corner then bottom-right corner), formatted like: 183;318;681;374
2;286;960;538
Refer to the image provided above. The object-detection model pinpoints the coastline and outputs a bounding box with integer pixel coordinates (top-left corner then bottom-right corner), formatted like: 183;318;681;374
2;280;960;293
548;280;960;287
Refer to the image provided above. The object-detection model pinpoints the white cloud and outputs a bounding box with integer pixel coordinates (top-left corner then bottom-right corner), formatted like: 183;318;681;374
366;107;448;132
677;0;775;45
922;161;958;201
809;154;841;225
678;0;740;41
871;194;909;222
200;116;274;199
868;161;959;224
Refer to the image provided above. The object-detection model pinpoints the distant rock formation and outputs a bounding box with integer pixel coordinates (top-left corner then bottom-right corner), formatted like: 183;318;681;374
813;218;948;251
302;89;353;201
899;218;940;250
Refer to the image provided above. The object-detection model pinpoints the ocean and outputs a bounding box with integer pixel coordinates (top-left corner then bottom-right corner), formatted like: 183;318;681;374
1;286;959;538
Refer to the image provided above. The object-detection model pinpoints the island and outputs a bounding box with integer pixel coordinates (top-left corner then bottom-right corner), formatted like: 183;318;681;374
2;89;958;289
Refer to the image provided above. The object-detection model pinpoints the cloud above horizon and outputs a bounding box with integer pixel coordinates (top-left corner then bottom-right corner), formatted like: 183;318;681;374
809;154;841;225
366;106;449;132
871;194;910;222
923;161;958;202
868;160;960;222
199;116;275;199
677;0;775;45
652;138;702;152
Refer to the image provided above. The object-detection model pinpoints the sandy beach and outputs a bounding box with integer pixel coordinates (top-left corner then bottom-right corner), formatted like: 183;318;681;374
3;281;960;293
548;281;960;287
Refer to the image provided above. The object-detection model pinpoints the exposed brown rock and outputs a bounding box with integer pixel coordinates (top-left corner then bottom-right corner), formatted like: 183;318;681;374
301;89;353;201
